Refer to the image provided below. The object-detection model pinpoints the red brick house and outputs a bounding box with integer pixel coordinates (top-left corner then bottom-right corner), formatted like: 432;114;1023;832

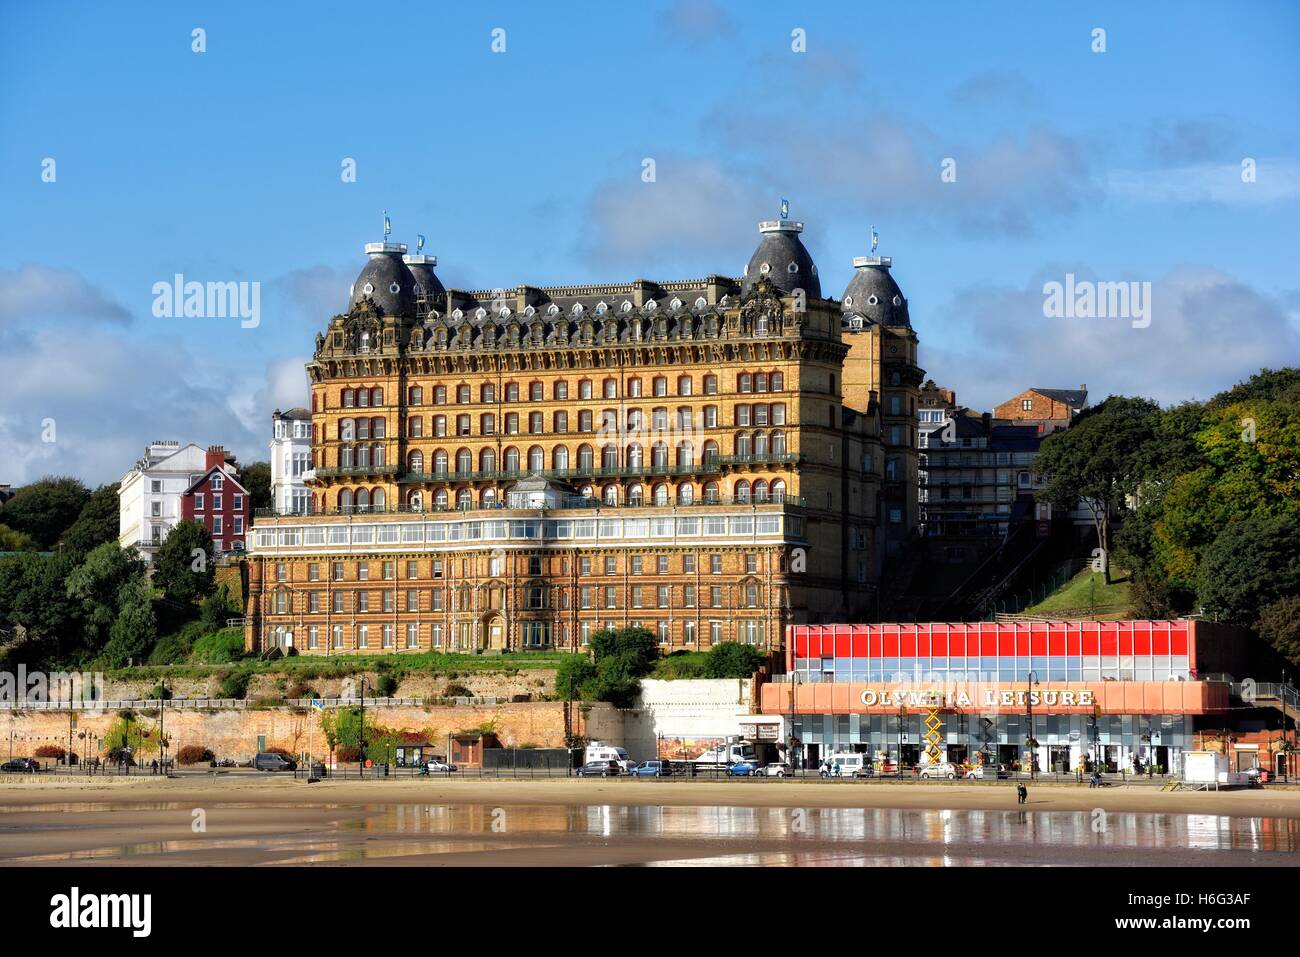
180;446;251;554
993;386;1088;434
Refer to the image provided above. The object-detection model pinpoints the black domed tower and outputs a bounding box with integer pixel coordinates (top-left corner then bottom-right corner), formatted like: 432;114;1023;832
349;242;418;319
403;251;446;315
839;246;923;558
741;219;821;299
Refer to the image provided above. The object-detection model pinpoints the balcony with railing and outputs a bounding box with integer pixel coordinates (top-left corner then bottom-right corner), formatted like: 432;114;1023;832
253;493;805;520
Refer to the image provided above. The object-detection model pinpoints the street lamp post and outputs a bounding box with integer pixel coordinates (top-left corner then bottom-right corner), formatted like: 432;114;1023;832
358;677;368;780
1026;671;1039;780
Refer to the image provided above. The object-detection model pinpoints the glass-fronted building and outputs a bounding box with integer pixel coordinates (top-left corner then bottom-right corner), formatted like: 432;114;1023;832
761;620;1238;774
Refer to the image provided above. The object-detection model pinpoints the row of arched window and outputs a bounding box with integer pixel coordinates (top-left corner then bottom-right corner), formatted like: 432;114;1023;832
393;478;788;511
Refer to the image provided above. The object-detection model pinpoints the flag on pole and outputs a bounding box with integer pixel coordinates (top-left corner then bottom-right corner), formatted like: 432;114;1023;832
417;233;425;253
383;212;391;238
870;225;878;253
780;198;789;219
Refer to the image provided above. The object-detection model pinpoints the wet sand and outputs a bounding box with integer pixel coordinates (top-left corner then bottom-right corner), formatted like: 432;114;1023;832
2;777;1298;866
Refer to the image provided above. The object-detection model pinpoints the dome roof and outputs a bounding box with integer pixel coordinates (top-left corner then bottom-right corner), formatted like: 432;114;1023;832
349;242;416;318
842;257;910;327
740;220;821;299
403;253;446;302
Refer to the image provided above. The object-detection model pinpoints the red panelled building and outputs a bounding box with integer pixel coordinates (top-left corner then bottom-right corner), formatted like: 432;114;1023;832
180;446;251;554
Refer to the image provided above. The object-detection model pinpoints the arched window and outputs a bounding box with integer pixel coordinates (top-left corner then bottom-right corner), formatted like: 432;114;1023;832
481;413;495;435
357;388;369;407
601;444;619;470
481;383;495;403
456;488;472;509
603;484;618;505
408;490;423;511
754;432;769;456
434;385;447;404
338;488;354;513
772;430;786;454
652;442;668;468
504;446;520;472
434;449;448;474
753;479;769;502
340;445;354;469
372;445;384;468
735;432;751;456
371;388;383;406
480;448;496;472
627;443;643;469
357;445;370;468
653;483;670;506
628;484;644;505
342;389;355;408
434;489;449;509
553;380;568;400
372;488;386;510
408;450;424;473
703;440;719;463
481;488;496;508
505;382;519;402
771;479;787;502
456;384;471;404
456;449;472;473
653;376;667;397
678;483;694;504
553;445;569;470
677;375;692;396
578;444;594;469
735;480;751;503
529;446;545;471
530;381;544;401
676;441;694;469
356;488;371;512
704;374;718;395
703;481;719;503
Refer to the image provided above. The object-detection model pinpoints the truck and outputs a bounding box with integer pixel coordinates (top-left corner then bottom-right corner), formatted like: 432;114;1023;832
687;740;757;770
583;742;635;773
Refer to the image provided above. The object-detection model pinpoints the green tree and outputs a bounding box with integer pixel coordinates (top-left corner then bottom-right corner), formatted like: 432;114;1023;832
60;483;121;557
103;577;158;666
556;655;598;699
65;542;146;659
1197;515;1300;626
0;476;90;550
704;642;766;678
589;626;658;676
153;520;216;604
240;462;272;512
1256;596;1300;668
1033;397;1162;583
0;552;80;648
0;524;36;552
199;584;242;628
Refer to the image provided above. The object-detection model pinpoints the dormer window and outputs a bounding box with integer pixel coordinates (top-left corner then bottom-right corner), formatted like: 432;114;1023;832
475;307;487;320
893;295;902;306
363;282;374;295
695;296;707;308
452;308;464;320
868;295;879;306
572;303;584;315
670;298;682;310
524;305;536;317
787;262;799;273
621;301;633;313
646;299;658;311
547;304;560;316
595;301;608;315
389;282;400;294
759;263;771;274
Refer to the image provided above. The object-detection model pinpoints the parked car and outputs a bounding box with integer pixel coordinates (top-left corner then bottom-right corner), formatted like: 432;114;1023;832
918;762;959;780
630;760;670;777
761;762;792;777
965;765;1007;780
425;760;459;773
576;760;621;777
1;758;39;773
253;752;296;772
726;761;760;776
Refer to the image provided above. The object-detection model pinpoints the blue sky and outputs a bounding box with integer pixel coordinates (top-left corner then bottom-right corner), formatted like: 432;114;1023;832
1;0;1298;485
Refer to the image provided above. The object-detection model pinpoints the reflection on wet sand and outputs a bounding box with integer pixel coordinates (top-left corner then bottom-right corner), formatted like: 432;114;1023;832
2;801;1298;866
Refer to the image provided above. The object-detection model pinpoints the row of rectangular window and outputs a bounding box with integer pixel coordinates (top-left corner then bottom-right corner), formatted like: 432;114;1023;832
285;618;767;650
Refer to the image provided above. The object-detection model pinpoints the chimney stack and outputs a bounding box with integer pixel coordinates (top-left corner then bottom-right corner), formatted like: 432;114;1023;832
205;445;226;470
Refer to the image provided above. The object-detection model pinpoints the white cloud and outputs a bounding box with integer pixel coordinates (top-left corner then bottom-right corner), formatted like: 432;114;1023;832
0;264;132;326
1108;158;1300;205
921;266;1300;412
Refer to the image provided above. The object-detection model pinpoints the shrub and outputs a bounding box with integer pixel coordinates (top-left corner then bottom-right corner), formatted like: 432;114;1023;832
34;744;66;759
147;632;191;665
216;670;251;699
704;642;766;679
176;745;214;765
377;674;399;697
443;682;473;698
190;627;247;665
145;683;172;700
335;745;362;763
285;680;316;699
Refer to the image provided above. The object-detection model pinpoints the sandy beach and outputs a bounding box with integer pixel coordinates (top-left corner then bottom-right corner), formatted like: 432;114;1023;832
2;776;1299;867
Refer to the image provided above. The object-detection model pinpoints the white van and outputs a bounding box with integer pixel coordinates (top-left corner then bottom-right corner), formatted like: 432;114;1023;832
583;743;635;773
822;752;869;777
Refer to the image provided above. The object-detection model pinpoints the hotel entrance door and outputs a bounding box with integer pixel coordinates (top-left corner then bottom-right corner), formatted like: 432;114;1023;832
1049;746;1070;773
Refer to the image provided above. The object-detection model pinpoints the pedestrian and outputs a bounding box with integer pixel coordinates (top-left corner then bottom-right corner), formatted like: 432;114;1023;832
833;759;842;778
1016;782;1027;804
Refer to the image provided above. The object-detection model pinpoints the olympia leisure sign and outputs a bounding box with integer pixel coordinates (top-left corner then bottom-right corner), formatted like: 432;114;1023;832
859;688;1097;709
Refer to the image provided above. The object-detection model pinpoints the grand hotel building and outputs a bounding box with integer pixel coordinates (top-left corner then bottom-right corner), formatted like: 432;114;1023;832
244;219;922;655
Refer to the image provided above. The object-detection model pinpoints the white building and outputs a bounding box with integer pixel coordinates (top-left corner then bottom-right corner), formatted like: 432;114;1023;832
270;408;313;515
118;441;236;561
